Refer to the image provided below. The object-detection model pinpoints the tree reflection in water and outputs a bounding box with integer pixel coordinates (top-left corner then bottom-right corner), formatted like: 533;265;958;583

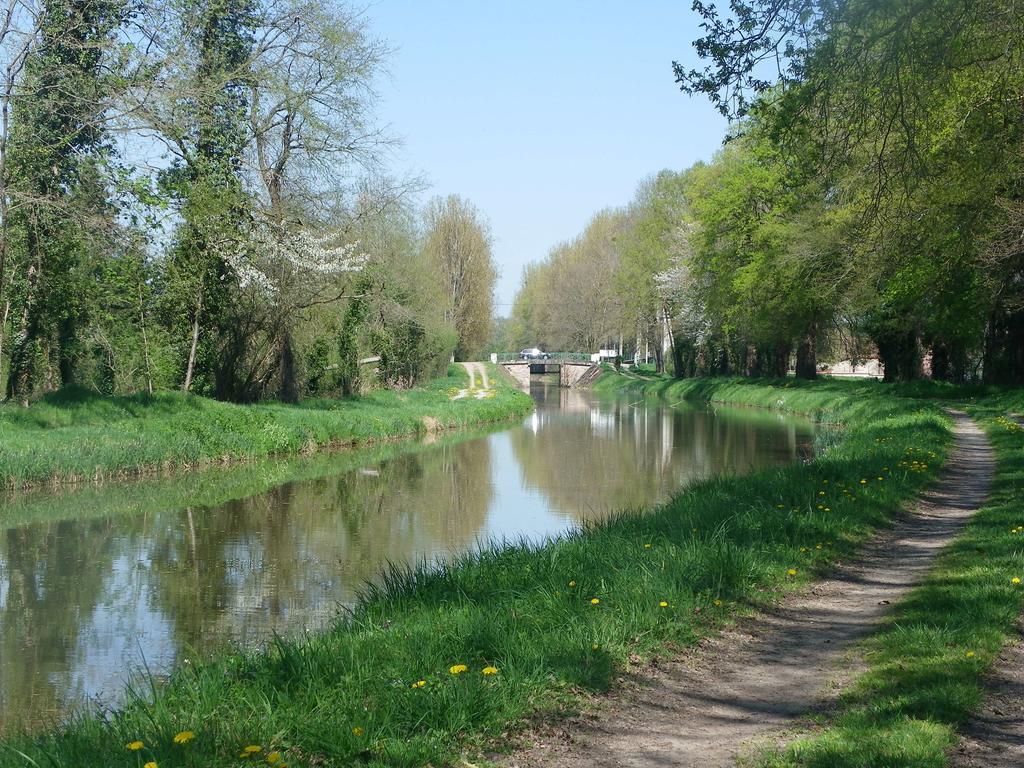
0;384;814;732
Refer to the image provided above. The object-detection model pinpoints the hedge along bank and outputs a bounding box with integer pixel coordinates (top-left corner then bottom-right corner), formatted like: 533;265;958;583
0;375;953;767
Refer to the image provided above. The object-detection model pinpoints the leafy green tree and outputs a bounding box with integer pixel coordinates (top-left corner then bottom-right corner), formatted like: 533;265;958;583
677;0;1024;382
422;195;496;361
4;0;129;402
154;0;257;399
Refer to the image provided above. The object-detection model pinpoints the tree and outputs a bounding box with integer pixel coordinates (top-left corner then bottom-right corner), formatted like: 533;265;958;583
676;0;1024;382
4;0;130;402
422;195;496;361
508;210;628;354
617;172;691;373
146;0;257;398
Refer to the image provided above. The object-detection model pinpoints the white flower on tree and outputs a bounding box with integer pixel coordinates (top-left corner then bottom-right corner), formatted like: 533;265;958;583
216;213;368;298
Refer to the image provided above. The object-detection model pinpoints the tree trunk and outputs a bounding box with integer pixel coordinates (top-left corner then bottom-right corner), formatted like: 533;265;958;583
795;331;817;380
7;259;40;405
878;329;922;382
278;329;298;403
138;284;153;395
746;344;761;377
930;343;949;382
982;308;1024;385
183;289;203;393
0;299;8;393
57;315;76;387
669;332;685;379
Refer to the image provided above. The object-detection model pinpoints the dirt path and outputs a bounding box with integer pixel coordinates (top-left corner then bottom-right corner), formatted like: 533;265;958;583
950;412;1024;768
502;411;994;768
460;362;489;389
454;362;491;400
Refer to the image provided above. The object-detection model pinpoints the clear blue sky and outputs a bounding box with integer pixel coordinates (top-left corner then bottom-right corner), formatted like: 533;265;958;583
366;1;728;314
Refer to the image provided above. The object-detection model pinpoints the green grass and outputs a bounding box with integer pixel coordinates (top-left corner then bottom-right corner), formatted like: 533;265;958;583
0;374;956;767
0;364;533;490
0;420;513;530
748;390;1024;768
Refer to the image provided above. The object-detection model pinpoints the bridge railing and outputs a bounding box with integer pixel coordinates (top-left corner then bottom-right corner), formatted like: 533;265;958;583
494;352;595;364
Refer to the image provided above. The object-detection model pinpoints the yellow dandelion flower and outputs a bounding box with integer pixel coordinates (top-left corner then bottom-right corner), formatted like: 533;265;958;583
966;651;975;658
266;752;282;764
787;568;798;576
144;762;157;768
659;601;669;608
242;745;262;755
860;479;867;484
568;580;576;587
482;666;499;675
1013;577;1021;585
644;543;652;548
411;679;426;688
713;599;722;606
449;664;468;675
173;730;194;744
590;597;600;605
351;727;364;737
126;741;144;751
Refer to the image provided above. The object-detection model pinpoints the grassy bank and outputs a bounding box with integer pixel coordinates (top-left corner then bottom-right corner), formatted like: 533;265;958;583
0;375;955;767
750;392;1024;768
593;369;973;423
0;364;532;490
0;421;512;530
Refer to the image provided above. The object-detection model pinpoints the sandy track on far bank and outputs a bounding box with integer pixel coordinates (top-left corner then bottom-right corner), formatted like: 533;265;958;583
460;362;490;391
502;411;994;768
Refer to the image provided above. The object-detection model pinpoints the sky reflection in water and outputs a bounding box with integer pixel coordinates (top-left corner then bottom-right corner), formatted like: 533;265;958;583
0;382;815;731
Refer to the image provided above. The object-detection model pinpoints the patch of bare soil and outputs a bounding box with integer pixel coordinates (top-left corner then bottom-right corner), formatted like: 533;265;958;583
500;411;994;768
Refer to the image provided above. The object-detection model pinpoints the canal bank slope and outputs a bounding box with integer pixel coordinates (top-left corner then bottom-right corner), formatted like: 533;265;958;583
2;376;1007;767
0;363;533;491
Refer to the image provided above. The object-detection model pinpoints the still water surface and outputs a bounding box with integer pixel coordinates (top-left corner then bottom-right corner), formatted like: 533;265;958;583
0;382;816;732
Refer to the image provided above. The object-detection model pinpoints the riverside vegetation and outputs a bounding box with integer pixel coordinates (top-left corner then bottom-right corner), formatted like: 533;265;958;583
753;389;1024;768
0;364;532;490
601;373;1024;768
7;373;1014;768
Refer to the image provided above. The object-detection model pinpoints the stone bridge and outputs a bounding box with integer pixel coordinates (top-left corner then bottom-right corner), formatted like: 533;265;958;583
495;355;603;389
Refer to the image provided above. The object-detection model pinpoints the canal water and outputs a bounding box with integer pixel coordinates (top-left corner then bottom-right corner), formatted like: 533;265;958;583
0;382;816;733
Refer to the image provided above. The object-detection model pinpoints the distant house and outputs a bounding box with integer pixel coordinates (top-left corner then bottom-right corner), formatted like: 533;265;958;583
820;358;884;379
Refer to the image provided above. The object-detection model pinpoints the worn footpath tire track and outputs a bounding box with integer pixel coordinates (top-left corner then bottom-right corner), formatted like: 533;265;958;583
950;412;1024;768
503;411;994;768
951;620;1024;767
